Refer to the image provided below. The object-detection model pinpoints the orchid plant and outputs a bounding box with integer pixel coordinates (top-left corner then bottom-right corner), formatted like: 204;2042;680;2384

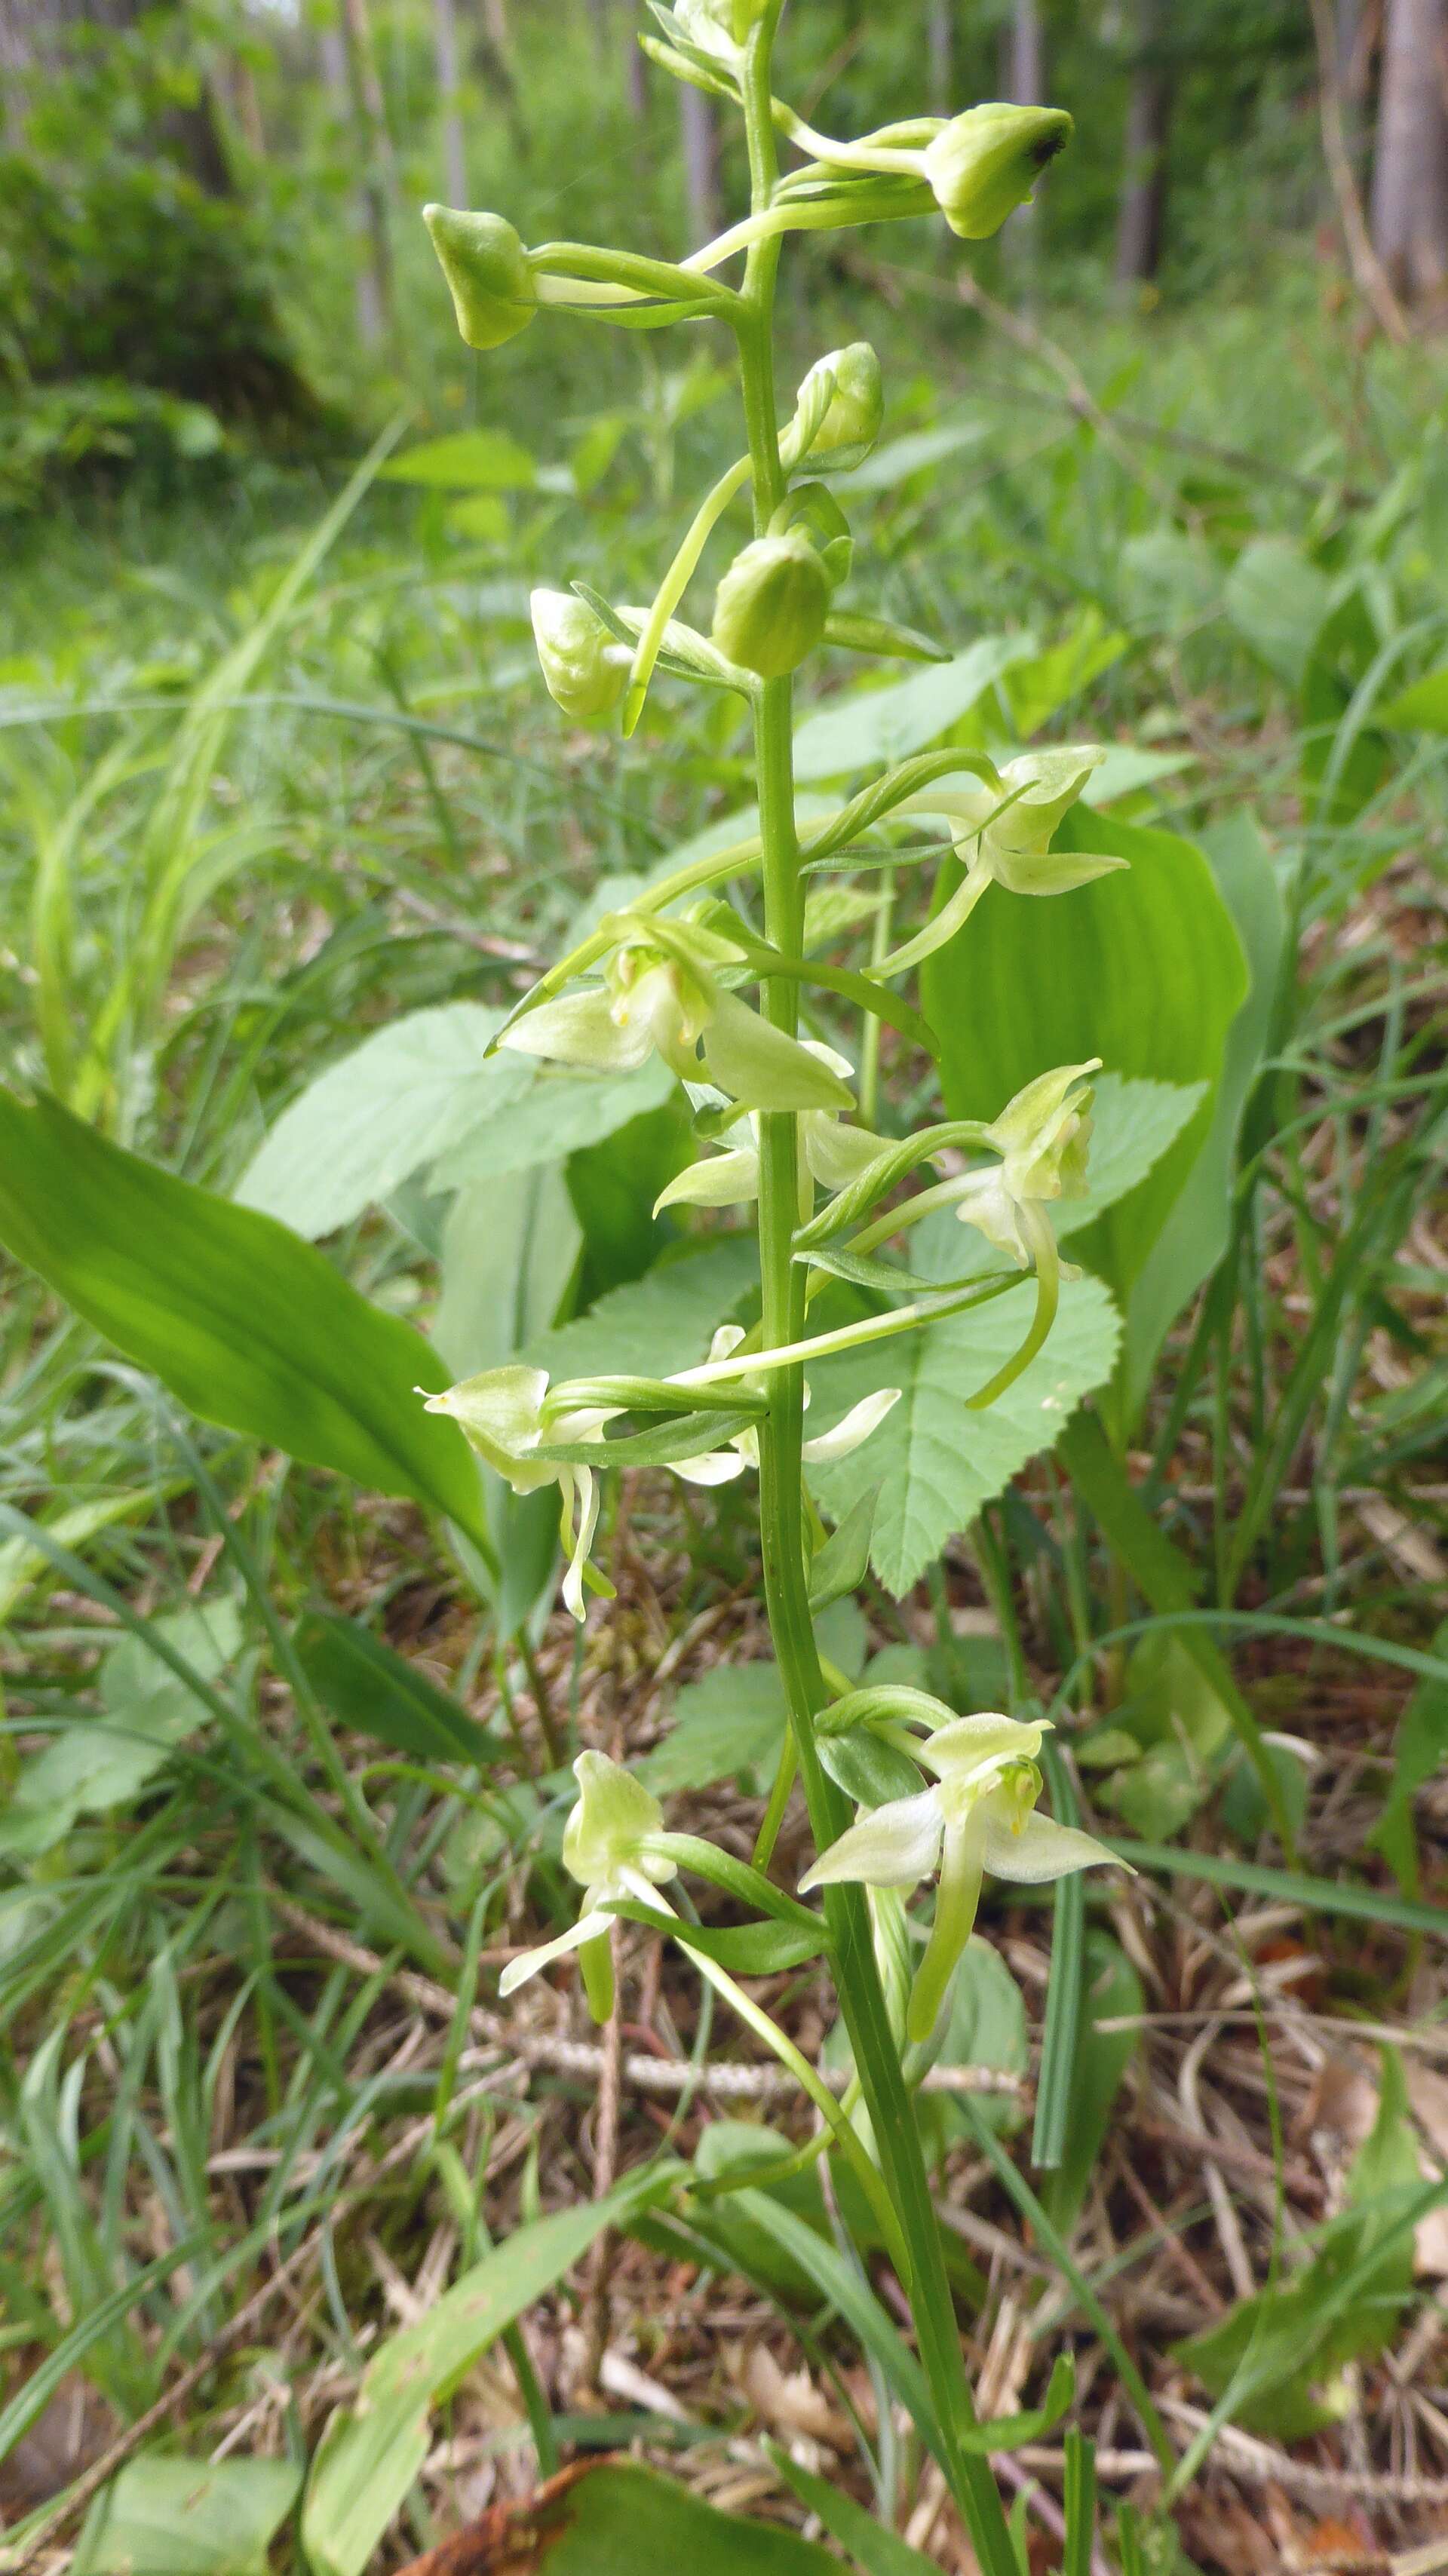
421;9;1124;2562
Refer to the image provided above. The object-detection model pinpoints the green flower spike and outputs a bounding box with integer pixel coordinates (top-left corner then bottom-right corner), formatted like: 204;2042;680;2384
422;206;538;349
499;1751;678;2021
499;914;855;1113
530;589;633;723
670;1323;901;1486
421;1363;616;1622
801;1711;1118;2043
879;747;1125;979
655;1041;886;1217
920;104;1073;239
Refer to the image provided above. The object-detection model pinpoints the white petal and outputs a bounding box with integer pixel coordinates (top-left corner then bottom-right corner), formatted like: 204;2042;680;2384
670;1449;749;1486
653;1148;761;1215
560;1467;600;1622
802;1386;901;1462
502;987;651;1072
977;1808;1118;1885
799;1789;944;1894
498;1908;615;1995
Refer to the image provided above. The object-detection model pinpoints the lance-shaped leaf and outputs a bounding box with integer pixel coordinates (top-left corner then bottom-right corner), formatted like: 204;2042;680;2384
0;1089;487;1550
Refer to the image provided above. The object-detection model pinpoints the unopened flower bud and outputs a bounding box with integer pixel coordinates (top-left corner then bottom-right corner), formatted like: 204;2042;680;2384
712;530;830;680
423;206;537;350
790;342;883;471
676;0;768;53
531;589;629;723
920;103;1072;240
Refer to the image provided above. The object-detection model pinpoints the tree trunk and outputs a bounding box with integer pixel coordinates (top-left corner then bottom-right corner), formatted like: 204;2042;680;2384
925;0;953;116
1115;0;1174;285
433;0;467;206
336;0;398;351
1370;0;1448;308
680;79;720;241
1009;0;1042;107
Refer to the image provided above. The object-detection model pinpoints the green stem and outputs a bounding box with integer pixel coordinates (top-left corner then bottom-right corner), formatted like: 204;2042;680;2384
737;21;1015;2573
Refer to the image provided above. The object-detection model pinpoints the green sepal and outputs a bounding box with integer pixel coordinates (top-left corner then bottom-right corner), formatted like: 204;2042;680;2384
819;1730;925;1807
531;1404;761;1470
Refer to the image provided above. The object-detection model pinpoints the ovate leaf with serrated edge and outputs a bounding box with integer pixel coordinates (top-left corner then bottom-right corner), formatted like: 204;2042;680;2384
792;637;1032;783
807;1278;1121;1596
236;1004;528;1239
526;1235;759;1381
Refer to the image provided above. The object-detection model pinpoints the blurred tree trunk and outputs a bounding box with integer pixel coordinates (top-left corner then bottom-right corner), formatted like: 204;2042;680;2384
624;0;648;120
1009;0;1042;106
1115;0;1173;284
336;0;398;351
0;0;235;188
434;0;468;204
925;0;953;115
680;80;719;240
1370;0;1448;308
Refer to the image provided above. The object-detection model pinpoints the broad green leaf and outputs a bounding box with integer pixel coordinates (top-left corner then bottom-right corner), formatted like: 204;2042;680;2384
1036;1931;1142;2236
834;417;988;495
1370;1618;1448;1898
792;637;1032;782
237;1003;525;1239
526;1234;759;1381
566;1096;692;1300
1119;811;1286;1421
477;2461;836;2576
73;2459;301;2576
293;1612;501;1768
639;1602;865;1796
0;1599;241;1860
1380;664;1448;730
435;1164;580;1378
434;1164;581;1632
1223;537;1331;687
639;1663;787;1797
808;1277;1121;1596
0;1090;486;1549
1002;609;1129;738
302;2170;675;2576
1078;743;1196;808
428;1059;674;1191
923;811;1247;1402
379;428;537;489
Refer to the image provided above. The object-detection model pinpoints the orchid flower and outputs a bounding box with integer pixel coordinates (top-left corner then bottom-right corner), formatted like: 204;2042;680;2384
422;1363;616;1622
943;1060;1098;1275
654;1043;887;1219
670;1325;900;1486
500;1751;677;2020
802;1710;1119;2042
499;912;854;1115
879;747;1127;979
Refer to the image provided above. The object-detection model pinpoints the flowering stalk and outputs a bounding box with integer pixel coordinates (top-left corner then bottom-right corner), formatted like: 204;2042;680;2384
422;8;1114;2559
